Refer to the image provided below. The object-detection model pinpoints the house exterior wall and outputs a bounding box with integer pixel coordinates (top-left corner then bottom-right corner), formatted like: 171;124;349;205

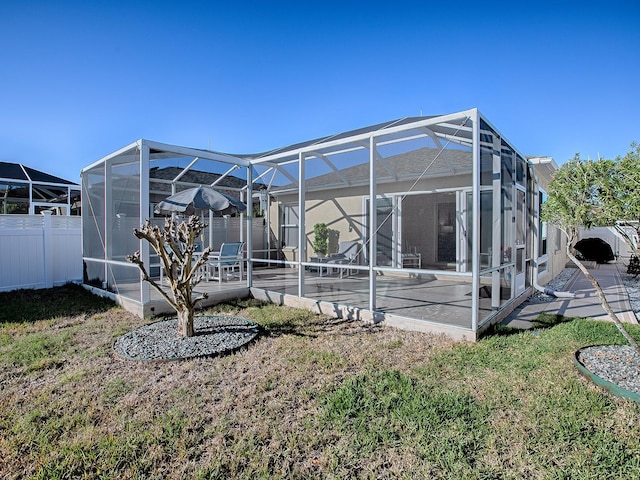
274;174;472;264
530;160;569;290
535;224;568;288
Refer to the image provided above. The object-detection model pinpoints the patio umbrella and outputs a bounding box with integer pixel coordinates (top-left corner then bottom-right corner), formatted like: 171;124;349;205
154;186;247;216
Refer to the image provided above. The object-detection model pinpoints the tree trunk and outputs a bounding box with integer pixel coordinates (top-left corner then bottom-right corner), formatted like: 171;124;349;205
177;307;195;337
566;247;640;352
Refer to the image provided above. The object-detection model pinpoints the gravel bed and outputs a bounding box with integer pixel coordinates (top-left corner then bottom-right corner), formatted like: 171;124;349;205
576;267;640;399
529;267;577;303
578;345;640;396
113;315;260;361
621;270;640;322
525;265;640;398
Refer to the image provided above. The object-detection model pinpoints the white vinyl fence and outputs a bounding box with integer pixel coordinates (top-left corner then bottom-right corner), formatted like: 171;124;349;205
0;213;82;292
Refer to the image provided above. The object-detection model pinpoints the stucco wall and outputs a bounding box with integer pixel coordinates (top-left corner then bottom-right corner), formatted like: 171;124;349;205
272;172;472;264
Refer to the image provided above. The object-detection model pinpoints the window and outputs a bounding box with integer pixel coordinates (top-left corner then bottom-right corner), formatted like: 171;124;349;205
0;181;29;214
538;260;548;275
516;189;525;246
555;227;562;252
281;204;299;248
516;154;527;185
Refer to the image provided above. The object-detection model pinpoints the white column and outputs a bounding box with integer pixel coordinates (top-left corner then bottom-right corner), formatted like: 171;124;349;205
28;179;34;215
246;165;253;286
298;152;305;298
140;142;150;304
471;109;480;332
369;136;377;312
104;156;112;288
492;129;502;309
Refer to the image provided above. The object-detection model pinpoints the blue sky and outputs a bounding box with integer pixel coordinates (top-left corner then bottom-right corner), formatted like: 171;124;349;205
1;0;638;183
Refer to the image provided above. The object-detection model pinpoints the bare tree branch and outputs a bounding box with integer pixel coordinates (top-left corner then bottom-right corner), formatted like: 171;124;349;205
127;215;211;337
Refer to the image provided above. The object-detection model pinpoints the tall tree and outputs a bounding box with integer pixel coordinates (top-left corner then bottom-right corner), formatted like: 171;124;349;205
542;155;639;351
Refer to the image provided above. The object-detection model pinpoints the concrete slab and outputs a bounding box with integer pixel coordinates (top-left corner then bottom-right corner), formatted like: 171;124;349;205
503;262;638;329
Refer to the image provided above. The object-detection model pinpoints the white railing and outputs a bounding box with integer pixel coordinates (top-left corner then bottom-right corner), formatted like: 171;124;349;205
0;213;82;292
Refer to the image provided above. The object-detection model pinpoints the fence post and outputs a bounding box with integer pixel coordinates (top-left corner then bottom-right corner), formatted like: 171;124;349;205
42;211;54;288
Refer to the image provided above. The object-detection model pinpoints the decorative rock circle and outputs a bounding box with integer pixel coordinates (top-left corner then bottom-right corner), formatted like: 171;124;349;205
574;345;640;402
113;315;260;361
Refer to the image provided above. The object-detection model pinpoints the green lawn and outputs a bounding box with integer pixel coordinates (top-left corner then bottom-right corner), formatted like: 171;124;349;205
1;284;640;479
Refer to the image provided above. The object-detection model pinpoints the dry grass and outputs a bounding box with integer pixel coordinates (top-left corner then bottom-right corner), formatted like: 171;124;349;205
2;287;640;479
0;292;451;479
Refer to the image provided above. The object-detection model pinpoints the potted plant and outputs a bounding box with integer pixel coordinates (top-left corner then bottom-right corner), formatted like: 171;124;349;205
312;223;329;257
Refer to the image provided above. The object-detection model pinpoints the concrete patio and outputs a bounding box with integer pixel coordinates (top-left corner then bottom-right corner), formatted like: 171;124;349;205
503;261;638;329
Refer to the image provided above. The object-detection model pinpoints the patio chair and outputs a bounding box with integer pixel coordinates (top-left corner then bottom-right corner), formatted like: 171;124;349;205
207;242;245;283
326;240;360;278
158;243;206;285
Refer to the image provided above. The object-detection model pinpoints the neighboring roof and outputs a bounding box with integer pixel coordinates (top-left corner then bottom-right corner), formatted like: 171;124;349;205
149;166;265;193
0;161;77;186
272;146;473;193
150;166;247;191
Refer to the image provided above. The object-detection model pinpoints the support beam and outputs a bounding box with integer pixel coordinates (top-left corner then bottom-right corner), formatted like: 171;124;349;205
491;129;502;309
172;157;199;183
140;144;151;304
298;152;305;298
358;140;398;180
142;139;250;167
307;151;351;186
471;109;480;332
246;165;253;287
211;164;241;186
369;136;377;312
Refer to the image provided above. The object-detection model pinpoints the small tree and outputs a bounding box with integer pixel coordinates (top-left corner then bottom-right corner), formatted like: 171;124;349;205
127;216;211;337
542;155;639;352
312;223;330;256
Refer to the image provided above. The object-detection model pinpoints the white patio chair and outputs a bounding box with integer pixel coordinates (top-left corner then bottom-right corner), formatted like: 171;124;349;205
207;242;245;283
326;240;360;278
158;243;202;285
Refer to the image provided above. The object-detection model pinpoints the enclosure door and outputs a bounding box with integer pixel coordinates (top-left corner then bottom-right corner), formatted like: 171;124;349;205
515;187;526;294
462;190;493;273
364;196;400;267
371;197;395;266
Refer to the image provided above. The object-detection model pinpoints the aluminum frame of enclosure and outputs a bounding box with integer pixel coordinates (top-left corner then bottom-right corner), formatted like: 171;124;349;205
81;109;554;338
250;109;485;335
81;140;251;313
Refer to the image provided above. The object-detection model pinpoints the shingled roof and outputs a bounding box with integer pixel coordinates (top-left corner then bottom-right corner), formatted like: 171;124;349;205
149;166;249;193
246;116;439;161
271;146;473;193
